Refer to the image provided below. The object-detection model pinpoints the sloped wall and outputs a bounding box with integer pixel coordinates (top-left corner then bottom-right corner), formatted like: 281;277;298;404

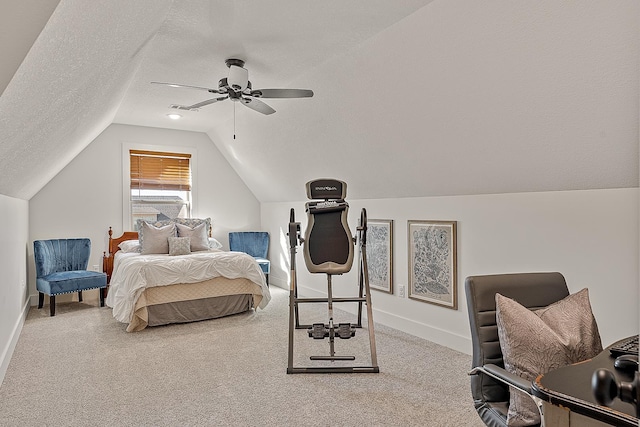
262;188;639;353
28;123;261;303
211;1;639;203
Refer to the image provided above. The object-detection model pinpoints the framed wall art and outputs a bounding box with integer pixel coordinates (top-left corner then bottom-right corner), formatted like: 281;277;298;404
407;220;457;310
366;219;393;294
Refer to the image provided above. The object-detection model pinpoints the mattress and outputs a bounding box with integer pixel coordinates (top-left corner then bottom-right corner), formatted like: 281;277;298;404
106;249;270;331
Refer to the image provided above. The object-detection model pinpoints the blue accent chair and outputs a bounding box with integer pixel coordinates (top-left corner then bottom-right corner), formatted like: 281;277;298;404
34;238;107;316
229;232;270;285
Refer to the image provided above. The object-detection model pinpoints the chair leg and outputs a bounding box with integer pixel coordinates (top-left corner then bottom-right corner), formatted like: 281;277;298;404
266;274;269;287
78;290;83;302
38;292;44;309
49;295;55;316
99;288;105;307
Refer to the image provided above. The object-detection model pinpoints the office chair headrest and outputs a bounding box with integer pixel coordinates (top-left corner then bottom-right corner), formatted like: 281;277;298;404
306;179;347;200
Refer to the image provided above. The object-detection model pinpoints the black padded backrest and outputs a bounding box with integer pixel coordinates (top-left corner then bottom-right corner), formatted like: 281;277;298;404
465;272;569;407
303;179;353;275
306;178;347;200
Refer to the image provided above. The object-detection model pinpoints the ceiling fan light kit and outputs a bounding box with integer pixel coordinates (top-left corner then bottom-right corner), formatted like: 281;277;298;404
226;59;249;91
151;58;314;116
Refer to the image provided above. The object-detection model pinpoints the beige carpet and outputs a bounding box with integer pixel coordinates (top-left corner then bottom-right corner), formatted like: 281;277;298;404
0;286;483;426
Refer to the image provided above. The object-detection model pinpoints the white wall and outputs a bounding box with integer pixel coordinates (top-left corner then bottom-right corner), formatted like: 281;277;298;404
262;188;639;354
29;123;261;303
0;194;29;384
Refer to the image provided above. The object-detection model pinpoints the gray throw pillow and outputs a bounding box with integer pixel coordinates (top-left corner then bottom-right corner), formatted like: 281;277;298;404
176;222;210;252
174;217;211;235
139;221;176;254
496;288;602;427
168;236;191;256
136;219;174;245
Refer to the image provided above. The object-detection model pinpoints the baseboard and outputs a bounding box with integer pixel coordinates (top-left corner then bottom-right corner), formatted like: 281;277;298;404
0;298;30;388
296;283;472;355
267;275;288;290
29;292;39;307
372;308;472;355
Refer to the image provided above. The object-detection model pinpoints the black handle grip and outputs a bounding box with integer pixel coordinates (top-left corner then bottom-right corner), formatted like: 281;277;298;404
592;368;617;406
592;369;640;418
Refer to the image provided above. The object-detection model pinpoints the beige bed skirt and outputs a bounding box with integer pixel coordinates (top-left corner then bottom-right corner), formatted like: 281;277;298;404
127;277;264;332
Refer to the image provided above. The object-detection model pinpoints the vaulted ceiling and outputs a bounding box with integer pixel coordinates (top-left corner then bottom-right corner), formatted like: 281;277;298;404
1;0;638;202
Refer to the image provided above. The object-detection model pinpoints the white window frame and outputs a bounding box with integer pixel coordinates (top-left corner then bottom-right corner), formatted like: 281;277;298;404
122;142;198;230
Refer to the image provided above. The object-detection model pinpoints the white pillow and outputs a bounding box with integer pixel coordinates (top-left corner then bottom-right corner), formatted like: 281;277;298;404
208;237;223;249
118;240;141;253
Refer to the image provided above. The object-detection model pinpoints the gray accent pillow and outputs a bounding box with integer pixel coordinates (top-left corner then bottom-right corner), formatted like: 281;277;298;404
136;219;173;248
139;221;176;255
176;222;209;252
136;218;174;229
496;288;602;427
174;217;211;234
168;236;191;256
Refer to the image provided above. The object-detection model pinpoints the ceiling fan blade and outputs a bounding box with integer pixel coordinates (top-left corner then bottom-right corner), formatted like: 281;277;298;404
240;97;276;115
151;82;224;94
249;89;314;99
186;96;228;109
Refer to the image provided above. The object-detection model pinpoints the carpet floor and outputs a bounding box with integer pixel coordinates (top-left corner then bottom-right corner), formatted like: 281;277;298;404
0;286;483;426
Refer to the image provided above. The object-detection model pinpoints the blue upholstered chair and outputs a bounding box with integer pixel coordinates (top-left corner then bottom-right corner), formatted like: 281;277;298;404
34;238;107;316
229;231;270;285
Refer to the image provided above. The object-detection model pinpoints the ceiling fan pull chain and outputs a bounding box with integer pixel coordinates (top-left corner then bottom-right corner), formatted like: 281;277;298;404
233;103;236;139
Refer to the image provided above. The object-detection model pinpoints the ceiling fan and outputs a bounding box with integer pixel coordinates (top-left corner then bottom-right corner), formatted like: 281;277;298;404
151;58;314;115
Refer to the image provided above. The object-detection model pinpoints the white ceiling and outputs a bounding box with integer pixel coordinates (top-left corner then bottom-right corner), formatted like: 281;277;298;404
0;0;60;97
114;0;436;132
0;0;638;202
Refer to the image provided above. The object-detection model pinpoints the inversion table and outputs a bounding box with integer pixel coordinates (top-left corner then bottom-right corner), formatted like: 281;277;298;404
287;178;379;374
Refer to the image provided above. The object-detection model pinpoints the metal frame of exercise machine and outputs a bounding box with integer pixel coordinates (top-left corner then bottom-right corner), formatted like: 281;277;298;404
286;179;379;374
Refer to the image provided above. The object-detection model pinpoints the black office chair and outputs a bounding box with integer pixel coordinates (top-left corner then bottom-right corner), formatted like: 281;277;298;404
465;272;569;427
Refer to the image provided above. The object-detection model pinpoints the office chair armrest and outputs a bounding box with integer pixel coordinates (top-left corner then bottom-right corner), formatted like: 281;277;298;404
469;364;533;394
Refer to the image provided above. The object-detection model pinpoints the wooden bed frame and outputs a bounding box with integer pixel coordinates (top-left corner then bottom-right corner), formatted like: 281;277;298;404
103;227;138;283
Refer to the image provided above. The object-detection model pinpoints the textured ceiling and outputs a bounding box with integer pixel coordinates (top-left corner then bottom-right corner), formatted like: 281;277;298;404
0;0;174;199
0;0;638;202
113;0;437;132
0;0;60;96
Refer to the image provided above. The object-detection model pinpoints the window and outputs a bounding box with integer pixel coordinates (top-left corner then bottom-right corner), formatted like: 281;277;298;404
129;149;192;229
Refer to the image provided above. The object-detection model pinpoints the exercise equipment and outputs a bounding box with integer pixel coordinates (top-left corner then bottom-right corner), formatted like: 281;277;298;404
286;179;379;374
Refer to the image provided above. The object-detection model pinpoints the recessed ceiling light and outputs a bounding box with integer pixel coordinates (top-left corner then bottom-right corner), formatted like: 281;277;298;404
167;113;182;120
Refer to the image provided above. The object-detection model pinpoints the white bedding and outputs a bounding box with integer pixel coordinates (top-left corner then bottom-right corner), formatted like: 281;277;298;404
106;249;271;323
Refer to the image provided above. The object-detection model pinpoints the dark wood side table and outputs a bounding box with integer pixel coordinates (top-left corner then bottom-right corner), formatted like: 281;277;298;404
532;338;638;427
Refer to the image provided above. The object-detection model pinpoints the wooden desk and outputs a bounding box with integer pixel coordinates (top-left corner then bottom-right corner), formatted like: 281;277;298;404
532;342;638;427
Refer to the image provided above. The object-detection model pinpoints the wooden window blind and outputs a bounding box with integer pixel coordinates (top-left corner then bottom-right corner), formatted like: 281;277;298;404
130;150;192;191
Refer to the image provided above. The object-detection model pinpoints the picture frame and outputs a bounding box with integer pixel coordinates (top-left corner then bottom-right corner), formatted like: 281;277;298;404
407;220;458;310
366;219;394;294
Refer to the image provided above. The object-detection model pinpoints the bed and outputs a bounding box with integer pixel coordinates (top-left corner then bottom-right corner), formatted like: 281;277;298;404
103;223;271;332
